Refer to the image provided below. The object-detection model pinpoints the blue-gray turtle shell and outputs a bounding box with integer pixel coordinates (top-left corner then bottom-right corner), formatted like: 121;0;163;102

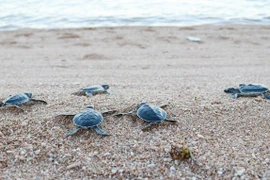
240;84;268;93
137;104;167;123
82;85;105;93
3;93;30;105
73;109;103;128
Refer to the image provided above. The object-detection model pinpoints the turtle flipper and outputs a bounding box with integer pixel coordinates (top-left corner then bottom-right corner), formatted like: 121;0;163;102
141;122;153;131
54;114;76;119
114;110;137;117
93;126;109;136
0;104;24;111
71;91;86;96
106;90;113;95
14;105;25;112
65;127;81;136
85;92;93;96
165;119;178;123
159;104;168;109
231;93;238;99
101;109;117;116
31;98;47;104
262;92;270;100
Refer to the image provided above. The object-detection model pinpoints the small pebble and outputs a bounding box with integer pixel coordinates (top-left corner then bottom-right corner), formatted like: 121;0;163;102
164;147;170;153
170;166;175;171
35;150;40;155
163;158;172;162
186;36;202;42
217;168;223;175
20;150;26;155
103;152;111;156
197;134;205;139
235;167;245;176
262;158;269;164
111;168;118;174
18;156;25;161
147;163;155;168
6;150;15;154
66;162;81;169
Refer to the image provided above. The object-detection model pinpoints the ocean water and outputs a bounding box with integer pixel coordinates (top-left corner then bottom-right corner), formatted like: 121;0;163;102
0;0;270;30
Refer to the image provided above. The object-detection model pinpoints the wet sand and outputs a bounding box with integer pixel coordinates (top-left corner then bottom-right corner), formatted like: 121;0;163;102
0;25;270;179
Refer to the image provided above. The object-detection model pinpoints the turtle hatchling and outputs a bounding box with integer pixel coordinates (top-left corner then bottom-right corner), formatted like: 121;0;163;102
115;102;178;130
55;105;115;136
0;92;47;111
72;84;112;96
224;84;270;99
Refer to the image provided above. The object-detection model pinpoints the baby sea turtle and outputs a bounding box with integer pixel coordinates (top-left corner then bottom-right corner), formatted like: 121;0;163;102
55;105;115;136
115;102;178;130
0;92;47;111
72;84;111;96
224;84;270;99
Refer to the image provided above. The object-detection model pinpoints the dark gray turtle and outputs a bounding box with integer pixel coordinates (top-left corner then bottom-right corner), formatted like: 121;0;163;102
224;84;270;99
0;92;47;111
115;102;178;130
72;84;111;96
55;106;115;136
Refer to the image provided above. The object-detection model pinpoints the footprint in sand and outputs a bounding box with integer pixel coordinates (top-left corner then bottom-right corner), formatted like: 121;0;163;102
218;36;230;40
106;28;116;34
219;27;235;30
157;36;178;43
17;45;32;49
113;36;124;40
58;33;81;39
143;27;156;32
179;27;195;31
0;41;17;45
117;41;142;48
14;33;33;37
82;53;108;60
82;27;96;31
73;43;91;47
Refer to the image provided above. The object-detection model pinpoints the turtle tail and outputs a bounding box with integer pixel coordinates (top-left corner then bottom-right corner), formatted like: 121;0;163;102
0;102;3;107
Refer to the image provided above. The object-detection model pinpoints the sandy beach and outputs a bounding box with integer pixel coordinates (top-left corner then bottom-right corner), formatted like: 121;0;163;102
0;25;270;179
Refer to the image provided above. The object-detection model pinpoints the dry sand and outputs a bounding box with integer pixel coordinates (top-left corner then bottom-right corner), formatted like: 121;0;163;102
0;25;270;179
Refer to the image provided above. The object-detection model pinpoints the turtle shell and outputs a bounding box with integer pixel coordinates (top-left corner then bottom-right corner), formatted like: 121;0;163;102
137;103;167;123
240;84;268;93
3;93;31;106
73;108;103;129
82;85;106;94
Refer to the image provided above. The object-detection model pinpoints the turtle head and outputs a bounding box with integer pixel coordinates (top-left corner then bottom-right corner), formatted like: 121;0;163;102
86;105;95;110
24;92;32;98
138;102;146;107
101;84;109;90
224;88;240;94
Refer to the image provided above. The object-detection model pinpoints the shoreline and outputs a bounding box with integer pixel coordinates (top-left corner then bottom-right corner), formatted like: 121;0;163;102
1;23;270;31
0;24;270;179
